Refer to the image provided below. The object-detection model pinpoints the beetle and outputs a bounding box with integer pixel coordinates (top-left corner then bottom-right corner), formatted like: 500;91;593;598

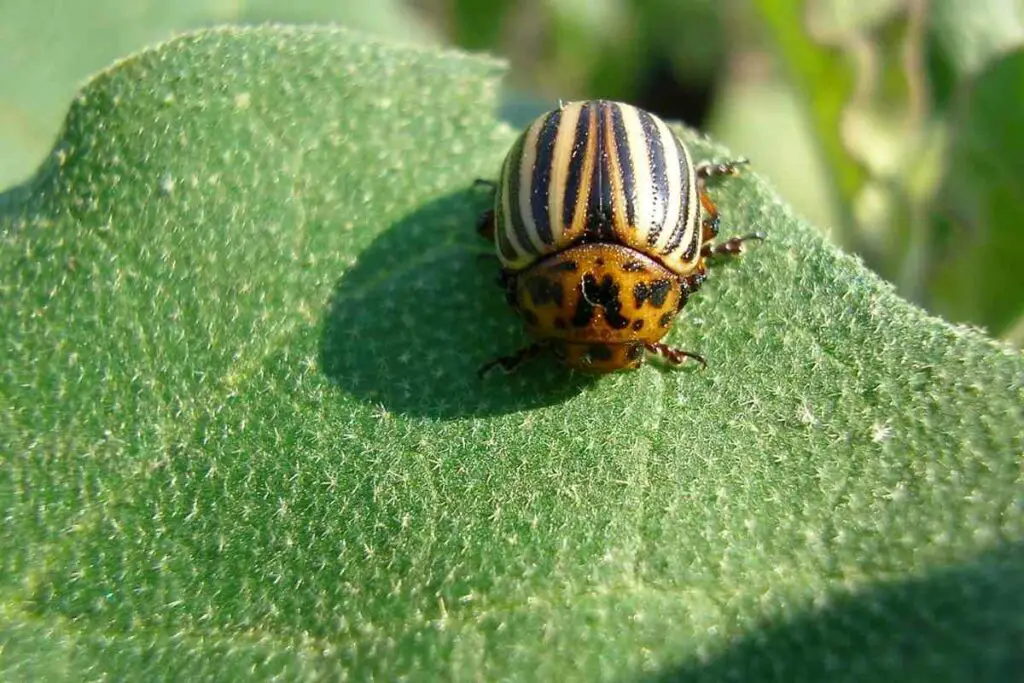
476;99;763;375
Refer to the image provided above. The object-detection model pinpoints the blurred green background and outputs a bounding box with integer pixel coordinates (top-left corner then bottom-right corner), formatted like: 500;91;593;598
3;0;1023;342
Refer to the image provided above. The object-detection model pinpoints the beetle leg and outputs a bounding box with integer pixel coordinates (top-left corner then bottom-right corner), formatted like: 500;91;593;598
476;208;495;240
703;231;766;259
478;342;549;377
678;271;707;309
473;178;498;240
696;157;749;181
499;270;518;306
644;342;707;369
696;163;764;258
697;157;746;240
700;192;721;240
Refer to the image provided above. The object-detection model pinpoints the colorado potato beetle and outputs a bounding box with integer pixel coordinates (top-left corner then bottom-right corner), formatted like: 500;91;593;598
477;100;763;375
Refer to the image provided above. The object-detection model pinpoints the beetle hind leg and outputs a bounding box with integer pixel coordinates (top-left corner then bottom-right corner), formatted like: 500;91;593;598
476;208;495;240
696;157;749;181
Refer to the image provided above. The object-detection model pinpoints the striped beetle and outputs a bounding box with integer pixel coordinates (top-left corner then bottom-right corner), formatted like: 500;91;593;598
477;100;763;375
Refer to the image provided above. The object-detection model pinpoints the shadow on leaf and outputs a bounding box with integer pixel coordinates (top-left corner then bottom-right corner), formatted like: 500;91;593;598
652;543;1024;683
320;189;595;419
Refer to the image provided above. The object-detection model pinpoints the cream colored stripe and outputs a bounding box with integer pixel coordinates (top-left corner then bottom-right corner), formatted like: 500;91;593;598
674;135;698;260
516;115;548;252
498;148;530;268
603;105;627;234
547;102;582;246
618;104;653;241
653;116;681;252
569;105;598;238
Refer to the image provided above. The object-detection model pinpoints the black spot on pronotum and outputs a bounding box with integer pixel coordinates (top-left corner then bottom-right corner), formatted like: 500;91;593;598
550;260;579;272
525;276;564;307
659;312;674;328
632;319;644;331
589;344;613;361
633;282;649;308
572;274;630;329
633;279;672;309
622;259;647;273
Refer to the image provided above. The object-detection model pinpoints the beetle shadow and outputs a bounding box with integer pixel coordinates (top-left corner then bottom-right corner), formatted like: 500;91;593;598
319;190;596;419
647;542;1024;682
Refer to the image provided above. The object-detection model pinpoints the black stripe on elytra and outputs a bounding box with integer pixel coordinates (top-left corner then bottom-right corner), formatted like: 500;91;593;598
586;102;614;242
638;111;668;246
505;130;536;257
561;103;593;229
530;109;561;246
662;134;693;255
610;104;636;229
682;211;702;262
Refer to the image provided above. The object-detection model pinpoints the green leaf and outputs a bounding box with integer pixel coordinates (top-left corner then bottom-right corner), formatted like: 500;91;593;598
2;26;1023;681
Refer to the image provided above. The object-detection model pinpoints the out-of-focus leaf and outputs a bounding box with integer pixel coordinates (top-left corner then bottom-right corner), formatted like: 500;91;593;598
751;0;868;243
929;50;1024;336
0;0;432;191
449;0;516;51
930;0;1024;78
709;78;839;238
756;0;1024;337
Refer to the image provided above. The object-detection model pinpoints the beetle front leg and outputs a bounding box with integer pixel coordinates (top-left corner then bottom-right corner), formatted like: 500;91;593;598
478;341;549;377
